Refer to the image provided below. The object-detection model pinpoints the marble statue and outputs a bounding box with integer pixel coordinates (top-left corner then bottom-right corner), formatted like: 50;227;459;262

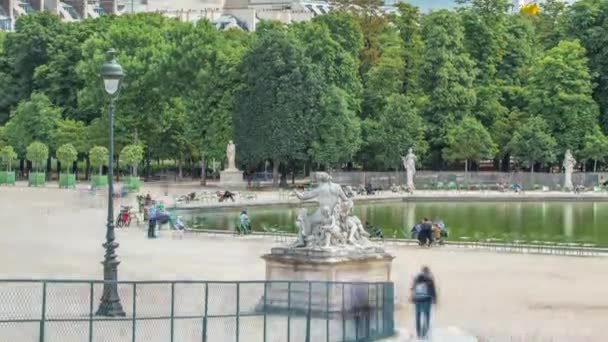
292;172;372;249
401;148;417;191
563;149;576;190
226;140;236;171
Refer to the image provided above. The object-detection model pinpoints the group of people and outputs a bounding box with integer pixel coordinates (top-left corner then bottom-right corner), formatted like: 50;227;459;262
143;193;186;239
411;218;448;247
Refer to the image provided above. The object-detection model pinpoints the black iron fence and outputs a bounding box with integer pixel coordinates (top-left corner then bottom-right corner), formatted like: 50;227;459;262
0;279;394;342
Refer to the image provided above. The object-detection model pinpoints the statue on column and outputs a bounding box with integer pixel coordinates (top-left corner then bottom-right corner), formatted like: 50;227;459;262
563;149;576;190
401;148;417;191
226;140;236;171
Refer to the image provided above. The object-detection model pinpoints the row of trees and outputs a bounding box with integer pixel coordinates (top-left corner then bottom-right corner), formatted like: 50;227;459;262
1;0;608;185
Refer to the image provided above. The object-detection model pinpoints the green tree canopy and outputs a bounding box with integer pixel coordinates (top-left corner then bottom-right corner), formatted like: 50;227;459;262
507;116;557;172
89;146;108;176
51;119;87;153
56;143;78;173
120;144;144;177
309;86;361;168
527;40;599;154
0;145;17;172
3;92;61;157
26;141;49;173
580;125;608;172
443;116;497;172
233;23;324;184
363;94;427;170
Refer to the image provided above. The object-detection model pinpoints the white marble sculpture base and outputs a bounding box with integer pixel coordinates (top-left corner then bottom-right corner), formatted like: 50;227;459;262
259;246;394;314
219;169;245;189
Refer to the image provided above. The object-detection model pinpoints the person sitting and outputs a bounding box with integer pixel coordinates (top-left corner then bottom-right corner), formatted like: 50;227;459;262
417;218;433;247
365;221;383;239
239;211;251;234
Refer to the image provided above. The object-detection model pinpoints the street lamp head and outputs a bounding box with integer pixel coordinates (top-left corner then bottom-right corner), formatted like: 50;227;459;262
100;49;124;96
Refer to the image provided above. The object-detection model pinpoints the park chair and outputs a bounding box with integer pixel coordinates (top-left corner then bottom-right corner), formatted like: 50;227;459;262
435;182;445;190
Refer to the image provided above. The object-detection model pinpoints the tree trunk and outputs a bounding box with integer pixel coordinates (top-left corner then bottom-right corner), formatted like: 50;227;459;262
178;157;183;179
85;154;90;180
57;161;61;178
531;161;534;174
464;159;468;181
200;157;207;186
280;163;288;188
594;159;598;173
133;128;138;176
116;154;120;181
272;160;279;187
501;154;510;172
46;156;51;180
99;165;103;176
145;149;151;181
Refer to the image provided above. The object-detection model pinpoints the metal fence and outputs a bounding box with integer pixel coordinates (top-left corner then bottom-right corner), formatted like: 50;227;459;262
0;280;394;342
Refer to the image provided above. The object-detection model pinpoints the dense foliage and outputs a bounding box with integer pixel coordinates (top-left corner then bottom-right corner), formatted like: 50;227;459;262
1;0;608;180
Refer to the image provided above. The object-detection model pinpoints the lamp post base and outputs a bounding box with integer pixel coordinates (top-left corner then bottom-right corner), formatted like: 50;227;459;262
96;257;126;317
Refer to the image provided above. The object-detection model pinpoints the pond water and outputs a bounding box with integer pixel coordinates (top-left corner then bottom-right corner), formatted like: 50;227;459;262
181;201;608;247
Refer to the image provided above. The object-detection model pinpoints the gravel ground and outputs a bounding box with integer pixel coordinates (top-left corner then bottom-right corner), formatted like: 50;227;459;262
0;186;606;341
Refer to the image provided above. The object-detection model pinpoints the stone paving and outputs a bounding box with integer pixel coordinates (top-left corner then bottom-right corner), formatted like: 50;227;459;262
0;186;606;341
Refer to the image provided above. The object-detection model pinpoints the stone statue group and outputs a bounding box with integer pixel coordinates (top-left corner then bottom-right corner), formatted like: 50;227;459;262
291;172;372;249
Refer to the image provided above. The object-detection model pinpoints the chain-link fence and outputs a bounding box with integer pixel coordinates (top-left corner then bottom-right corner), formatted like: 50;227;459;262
0;280;394;342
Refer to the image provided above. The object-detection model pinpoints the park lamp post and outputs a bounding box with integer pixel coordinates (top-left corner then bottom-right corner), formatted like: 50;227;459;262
96;49;126;317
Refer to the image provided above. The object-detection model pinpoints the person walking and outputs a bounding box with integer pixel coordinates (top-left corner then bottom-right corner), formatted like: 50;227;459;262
411;266;437;339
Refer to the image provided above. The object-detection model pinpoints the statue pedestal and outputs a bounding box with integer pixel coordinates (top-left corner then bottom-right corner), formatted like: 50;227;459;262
260;246;394;314
219;169;245;189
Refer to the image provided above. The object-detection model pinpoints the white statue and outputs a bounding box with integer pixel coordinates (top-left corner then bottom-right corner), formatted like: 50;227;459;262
226;140;236;171
563;149;576;190
401;148;417;191
291;172;373;249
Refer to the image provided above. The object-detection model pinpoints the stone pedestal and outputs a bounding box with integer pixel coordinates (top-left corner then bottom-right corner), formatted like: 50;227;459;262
219;169;245;189
260;246;394;314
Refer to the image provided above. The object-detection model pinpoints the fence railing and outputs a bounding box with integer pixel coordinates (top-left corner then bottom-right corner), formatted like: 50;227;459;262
0;279;394;342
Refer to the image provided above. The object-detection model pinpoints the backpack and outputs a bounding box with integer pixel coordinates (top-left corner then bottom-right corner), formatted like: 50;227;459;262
413;281;430;300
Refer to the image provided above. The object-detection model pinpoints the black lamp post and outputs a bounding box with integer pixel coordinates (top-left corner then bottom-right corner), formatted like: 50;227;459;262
96;49;126;317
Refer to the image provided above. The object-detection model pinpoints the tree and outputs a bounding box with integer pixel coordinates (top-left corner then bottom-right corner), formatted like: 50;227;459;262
443;116;498;175
309;87;361;168
507;116;557;172
0;13;64;119
560;0;608;131
395;2;424;94
3;92;61;157
56;143;78;174
233;24;324;186
89;146;108;176
120;144;143;177
534;0;567;49
527;40;599;154
457;0;511;84
26;141;49;173
363;94;427;170
421;10;478;166
580;125;608;172
0;145;17;172
361;24;405;119
50;119;87;153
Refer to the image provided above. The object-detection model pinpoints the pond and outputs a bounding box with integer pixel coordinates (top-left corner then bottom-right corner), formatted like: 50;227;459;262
181;201;608;247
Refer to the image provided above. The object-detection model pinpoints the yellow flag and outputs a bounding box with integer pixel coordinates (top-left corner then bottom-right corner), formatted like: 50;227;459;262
520;3;539;16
